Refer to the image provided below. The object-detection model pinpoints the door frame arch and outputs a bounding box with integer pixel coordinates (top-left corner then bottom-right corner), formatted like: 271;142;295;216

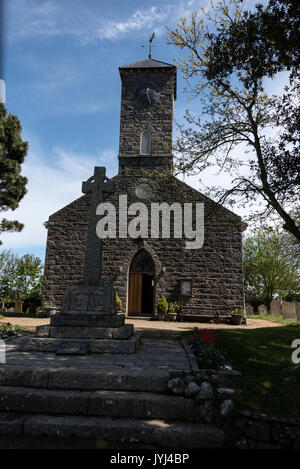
127;248;156;316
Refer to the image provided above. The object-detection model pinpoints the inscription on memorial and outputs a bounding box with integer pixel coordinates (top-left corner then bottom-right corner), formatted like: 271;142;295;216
62;284;115;314
56;340;89;355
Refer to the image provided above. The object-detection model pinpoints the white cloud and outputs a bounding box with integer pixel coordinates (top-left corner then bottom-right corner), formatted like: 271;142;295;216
97;6;171;41
0;141;117;250
7;0;208;44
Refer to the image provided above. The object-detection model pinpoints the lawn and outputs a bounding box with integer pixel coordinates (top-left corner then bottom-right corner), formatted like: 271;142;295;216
0;312;37;318
184;324;300;418
217;325;300;418
250;314;298;326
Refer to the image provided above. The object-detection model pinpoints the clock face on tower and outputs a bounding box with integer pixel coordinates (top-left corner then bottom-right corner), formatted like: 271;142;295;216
135;82;160;105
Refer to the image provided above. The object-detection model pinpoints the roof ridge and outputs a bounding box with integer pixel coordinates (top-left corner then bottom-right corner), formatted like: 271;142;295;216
119;58;175;69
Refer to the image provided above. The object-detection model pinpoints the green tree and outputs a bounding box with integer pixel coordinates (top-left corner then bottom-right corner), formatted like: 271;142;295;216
0;249;18;301
168;0;300;242
0;103;28;244
0;250;43;302
243;228;300;305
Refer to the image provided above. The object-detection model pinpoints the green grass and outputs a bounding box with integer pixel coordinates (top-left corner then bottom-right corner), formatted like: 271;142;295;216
183;325;300;418
218;325;300;418
0;311;37;318
251;314;298;325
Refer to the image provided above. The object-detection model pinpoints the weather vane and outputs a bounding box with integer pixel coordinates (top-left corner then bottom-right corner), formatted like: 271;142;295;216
141;32;156;59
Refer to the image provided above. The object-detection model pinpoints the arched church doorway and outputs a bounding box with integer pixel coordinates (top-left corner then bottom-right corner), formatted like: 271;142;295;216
128;249;155;316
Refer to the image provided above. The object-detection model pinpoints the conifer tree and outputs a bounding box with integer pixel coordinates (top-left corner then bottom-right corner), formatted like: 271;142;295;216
0;103;28;244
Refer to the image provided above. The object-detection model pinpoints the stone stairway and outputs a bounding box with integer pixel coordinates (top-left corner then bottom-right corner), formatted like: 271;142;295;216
0;338;224;448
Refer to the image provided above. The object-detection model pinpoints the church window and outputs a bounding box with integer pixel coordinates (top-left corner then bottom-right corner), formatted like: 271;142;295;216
140;129;151;155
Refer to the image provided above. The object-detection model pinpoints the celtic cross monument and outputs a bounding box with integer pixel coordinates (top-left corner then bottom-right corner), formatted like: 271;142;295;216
21;167;140;355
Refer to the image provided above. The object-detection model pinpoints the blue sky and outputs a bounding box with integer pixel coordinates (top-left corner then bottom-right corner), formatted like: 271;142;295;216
0;0;286;262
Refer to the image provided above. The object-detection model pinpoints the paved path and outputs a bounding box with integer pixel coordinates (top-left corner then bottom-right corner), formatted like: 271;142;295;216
4;336;191;373
0;315;281;339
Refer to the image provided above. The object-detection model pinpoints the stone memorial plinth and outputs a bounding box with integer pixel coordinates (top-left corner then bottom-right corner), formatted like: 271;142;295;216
258;304;268;316
282;301;297;320
245;304;253;316
21;167;140;355
270;300;281;317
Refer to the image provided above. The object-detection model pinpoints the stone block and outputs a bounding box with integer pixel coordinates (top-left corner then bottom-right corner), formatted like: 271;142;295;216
50;313;125;328
282;301;297;320
35;325;50;338
296;302;300;322
0;365;49;388
270;300;282;317
23;414;225;448
0;412;25;435
88;390;195;421
89;335;140;354
245;304;253;315
47;368;170;393
62;283;115;315
0;387;90;415
14;300;23;314
21;334;141;354
258;304;268;316
49;324;133;340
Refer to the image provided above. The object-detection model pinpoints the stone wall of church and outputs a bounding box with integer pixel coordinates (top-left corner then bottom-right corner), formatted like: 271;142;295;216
42;167;244;317
42;195;90;309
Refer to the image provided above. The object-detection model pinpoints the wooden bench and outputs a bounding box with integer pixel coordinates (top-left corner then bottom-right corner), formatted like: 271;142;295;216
178;308;230;323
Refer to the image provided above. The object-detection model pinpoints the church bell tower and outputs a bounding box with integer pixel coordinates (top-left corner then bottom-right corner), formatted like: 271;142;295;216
118;58;176;173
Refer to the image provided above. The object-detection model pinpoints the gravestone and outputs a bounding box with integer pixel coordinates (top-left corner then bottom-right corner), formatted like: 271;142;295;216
258;304;268;316
245;304;253;316
282;301;297;320
14;300;23;314
270;300;281;317
21;167;140;355
295;302;300;322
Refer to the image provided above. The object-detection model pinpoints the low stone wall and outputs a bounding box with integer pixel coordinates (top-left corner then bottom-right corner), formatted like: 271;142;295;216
233;410;300;449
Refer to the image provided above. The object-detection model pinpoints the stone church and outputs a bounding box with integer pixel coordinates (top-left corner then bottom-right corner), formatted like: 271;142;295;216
42;57;244;319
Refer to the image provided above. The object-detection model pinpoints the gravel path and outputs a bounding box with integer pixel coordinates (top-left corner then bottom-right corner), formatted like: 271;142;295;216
0;316;281;340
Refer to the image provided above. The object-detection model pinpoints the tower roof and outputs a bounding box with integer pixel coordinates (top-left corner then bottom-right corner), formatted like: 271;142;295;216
119;58;176;69
119;58;177;99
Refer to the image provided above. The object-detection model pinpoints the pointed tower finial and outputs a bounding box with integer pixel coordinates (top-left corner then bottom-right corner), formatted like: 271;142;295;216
148;32;155;59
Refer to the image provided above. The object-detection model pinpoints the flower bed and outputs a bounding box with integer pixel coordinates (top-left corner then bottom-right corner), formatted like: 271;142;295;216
0;323;23;339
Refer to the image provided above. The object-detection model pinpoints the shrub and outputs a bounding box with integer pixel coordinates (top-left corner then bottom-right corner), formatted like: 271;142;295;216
116;295;122;311
157;296;168;315
168;301;181;314
0;323;23;339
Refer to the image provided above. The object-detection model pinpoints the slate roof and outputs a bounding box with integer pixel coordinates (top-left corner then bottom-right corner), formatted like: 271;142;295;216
119;58;176;69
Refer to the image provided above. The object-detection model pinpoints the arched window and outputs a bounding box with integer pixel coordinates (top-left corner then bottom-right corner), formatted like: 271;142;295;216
140;129;151;155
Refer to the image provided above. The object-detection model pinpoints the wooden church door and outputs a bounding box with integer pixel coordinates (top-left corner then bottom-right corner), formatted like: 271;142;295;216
128;250;155;316
128;273;143;314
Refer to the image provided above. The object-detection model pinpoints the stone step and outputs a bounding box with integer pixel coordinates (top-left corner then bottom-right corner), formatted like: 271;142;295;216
0;366;172;393
50;313;125;328
36;324;133;340
0;387;197;421
0;412;224;448
20;334;140;354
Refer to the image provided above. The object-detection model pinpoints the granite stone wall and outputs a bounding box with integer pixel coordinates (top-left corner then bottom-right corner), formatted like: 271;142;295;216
119;68;175;159
233;410;300;449
42;166;244;316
